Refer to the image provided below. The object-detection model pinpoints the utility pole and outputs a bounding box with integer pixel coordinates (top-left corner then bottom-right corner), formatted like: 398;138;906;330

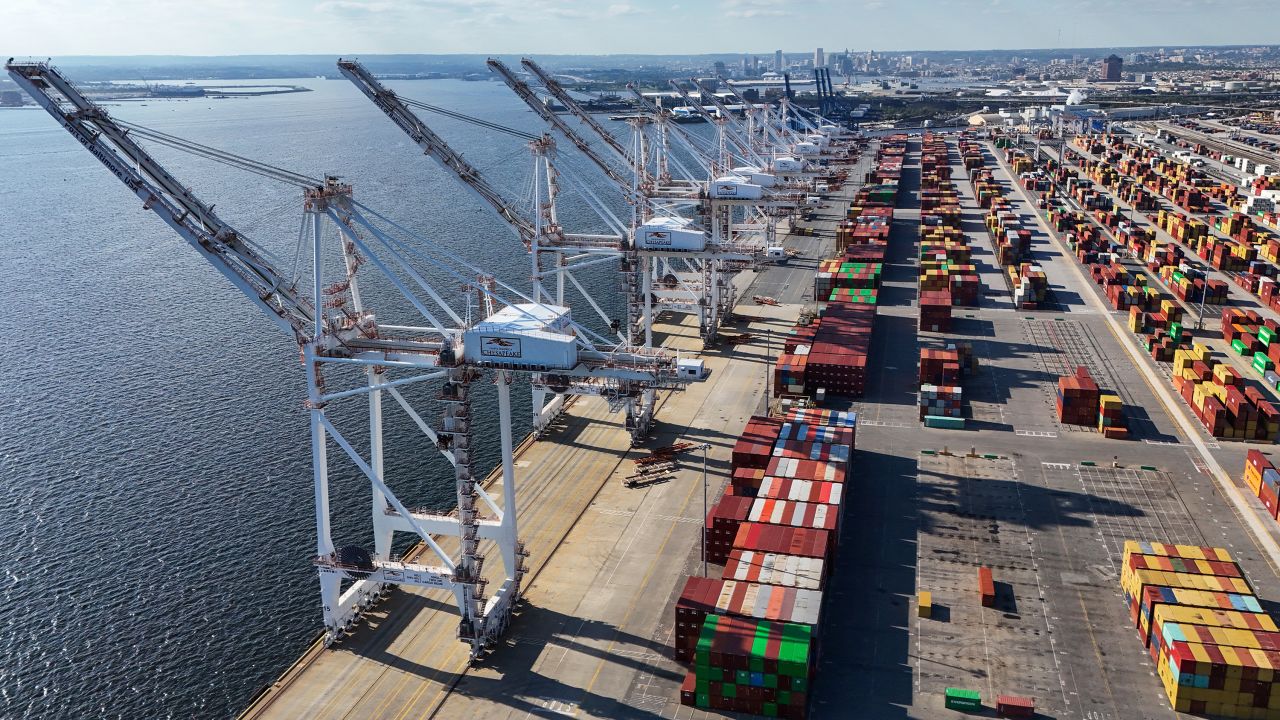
701;443;712;577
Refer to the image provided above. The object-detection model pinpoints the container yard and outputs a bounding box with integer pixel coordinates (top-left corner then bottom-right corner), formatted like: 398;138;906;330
19;48;1280;720
177;122;1280;720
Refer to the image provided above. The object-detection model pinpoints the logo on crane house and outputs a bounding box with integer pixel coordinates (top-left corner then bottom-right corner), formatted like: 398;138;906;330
715;182;740;196
480;336;523;358
646;230;672;246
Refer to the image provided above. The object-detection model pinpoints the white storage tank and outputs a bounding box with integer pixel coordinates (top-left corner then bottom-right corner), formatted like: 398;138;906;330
710;175;764;200
636;216;707;251
462;303;578;369
731;166;778;187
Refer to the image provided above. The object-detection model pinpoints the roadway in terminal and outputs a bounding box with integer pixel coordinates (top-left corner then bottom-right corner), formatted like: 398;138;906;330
241;135;1280;719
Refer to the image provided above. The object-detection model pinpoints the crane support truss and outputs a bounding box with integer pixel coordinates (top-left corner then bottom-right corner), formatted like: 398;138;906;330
9;59;696;663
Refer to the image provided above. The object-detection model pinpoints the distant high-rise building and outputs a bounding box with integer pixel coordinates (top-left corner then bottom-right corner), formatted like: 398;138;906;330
714;61;727;78
741;56;750;75
775;50;784;72
814;48;824;69
1101;54;1123;81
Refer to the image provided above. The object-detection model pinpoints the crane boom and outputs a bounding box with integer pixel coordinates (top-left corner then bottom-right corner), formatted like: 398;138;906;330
519;59;633;168
690;79;763;165
338;59;538;249
6;60;313;341
667;80;755;166
486;58;633;193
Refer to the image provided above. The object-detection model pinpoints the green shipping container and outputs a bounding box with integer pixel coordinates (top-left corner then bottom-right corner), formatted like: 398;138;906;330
1253;354;1273;374
1261;327;1275;346
945;687;982;711
924;415;966;430
1232;339;1249;355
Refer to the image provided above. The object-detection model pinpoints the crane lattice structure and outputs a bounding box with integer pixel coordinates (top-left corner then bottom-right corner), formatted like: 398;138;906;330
492;59;805;347
337;59;643;438
8;59;697;662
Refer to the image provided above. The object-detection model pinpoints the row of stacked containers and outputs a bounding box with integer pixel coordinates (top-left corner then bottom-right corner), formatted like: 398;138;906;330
1223;309;1280;398
772;138;906;401
918;132;967;332
1121;540;1280;718
960;139;1045;308
1016;138;1280;441
916;133;975;428
677;407;858;718
1066;134;1240;305
1244;451;1280;525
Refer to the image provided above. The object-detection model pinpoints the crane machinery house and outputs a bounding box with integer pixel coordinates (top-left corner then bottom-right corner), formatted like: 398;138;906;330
462;304;578;369
793;141;820;156
709;175;764;200
772;156;805;173
637;216;707;251
731;166;778;187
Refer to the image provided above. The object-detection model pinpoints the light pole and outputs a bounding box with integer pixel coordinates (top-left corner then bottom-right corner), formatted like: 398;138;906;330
701;442;712;577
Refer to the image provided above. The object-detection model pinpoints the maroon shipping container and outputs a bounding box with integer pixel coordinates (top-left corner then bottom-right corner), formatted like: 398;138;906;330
732;522;831;560
732;416;783;471
705;495;754;564
674;575;722;661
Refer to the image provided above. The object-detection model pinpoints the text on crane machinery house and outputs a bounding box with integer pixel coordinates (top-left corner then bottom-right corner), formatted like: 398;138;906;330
480;336;523;358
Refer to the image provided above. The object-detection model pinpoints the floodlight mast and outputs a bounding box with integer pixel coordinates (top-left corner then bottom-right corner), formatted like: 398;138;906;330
9;59;696;662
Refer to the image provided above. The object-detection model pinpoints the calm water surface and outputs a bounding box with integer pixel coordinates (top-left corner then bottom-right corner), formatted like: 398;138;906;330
0;76;629;719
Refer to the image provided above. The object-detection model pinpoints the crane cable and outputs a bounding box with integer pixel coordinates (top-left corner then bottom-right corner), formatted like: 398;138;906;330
114;119;324;188
396;96;539;141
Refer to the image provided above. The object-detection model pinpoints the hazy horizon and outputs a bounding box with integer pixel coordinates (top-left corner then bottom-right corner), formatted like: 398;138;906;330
5;0;1279;57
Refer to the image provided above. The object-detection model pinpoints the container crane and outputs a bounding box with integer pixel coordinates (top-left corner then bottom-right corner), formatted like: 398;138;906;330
8;59;697;663
489;59;743;349
337;59;633;436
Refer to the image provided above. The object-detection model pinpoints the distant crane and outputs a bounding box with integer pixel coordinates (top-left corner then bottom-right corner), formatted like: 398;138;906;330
8;59;698;662
337;59;633;437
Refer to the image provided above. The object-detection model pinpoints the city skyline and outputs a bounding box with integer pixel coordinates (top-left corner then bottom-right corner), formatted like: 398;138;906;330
4;0;1280;56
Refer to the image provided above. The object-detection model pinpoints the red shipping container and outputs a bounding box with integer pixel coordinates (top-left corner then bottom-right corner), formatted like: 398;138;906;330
996;695;1034;718
732;416;783;471
978;566;995;607
732;522;831;560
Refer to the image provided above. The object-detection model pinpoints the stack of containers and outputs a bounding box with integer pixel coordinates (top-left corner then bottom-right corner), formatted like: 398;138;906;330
673;576;822;664
919;290;952;332
732;418;783;476
1241;450;1280;525
681;408;856;717
772;351;808;398
682;615;812;718
805;302;875;397
1120;540;1280;719
704;495;754;564
723;550;825;591
1098;394;1129;439
919;384;963;424
1057;367;1101;425
1221;309;1280;386
1172;341;1280;441
1009;262;1049;308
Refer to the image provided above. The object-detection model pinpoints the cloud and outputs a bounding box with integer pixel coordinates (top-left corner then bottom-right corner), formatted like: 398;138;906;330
721;0;794;17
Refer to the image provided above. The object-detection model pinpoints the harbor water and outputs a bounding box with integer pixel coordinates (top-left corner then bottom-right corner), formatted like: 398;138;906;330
0;76;631;719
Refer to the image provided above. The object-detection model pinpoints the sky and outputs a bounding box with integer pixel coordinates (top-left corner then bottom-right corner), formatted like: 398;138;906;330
3;0;1278;56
